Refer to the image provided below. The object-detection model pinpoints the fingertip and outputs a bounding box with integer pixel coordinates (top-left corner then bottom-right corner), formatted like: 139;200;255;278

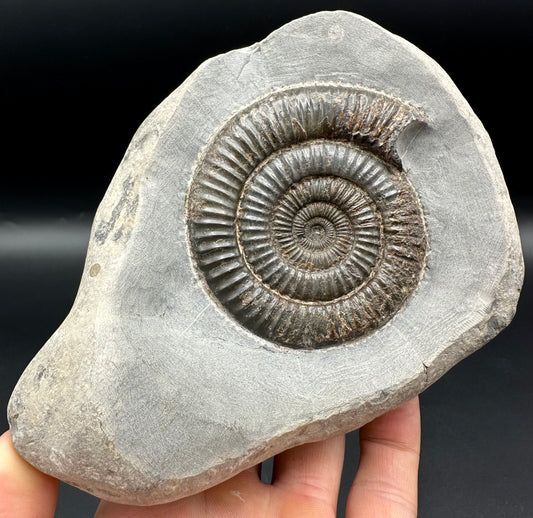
347;398;421;518
272;433;345;513
0;430;59;518
360;396;421;454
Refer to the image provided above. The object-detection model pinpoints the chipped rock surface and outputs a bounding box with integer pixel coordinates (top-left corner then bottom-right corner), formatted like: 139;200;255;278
8;11;523;505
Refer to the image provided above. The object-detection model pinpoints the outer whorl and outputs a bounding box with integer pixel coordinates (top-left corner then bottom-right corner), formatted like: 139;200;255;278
187;84;428;348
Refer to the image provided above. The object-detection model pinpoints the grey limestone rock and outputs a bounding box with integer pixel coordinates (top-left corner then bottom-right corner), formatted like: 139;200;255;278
8;10;524;505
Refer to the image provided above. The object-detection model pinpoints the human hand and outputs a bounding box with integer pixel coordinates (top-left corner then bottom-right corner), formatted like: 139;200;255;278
0;397;420;518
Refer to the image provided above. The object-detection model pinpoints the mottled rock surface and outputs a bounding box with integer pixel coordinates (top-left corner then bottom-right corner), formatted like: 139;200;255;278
8;10;523;505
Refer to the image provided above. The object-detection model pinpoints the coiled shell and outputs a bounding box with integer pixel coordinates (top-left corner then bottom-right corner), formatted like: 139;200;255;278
187;84;427;348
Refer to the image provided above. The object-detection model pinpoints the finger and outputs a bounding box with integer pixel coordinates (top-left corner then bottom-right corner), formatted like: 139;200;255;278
202;464;270;515
96;465;265;518
0;430;59;518
272;433;345;512
347;397;420;518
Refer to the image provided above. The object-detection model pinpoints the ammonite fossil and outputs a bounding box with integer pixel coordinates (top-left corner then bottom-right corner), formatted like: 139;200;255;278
8;11;523;507
187;84;427;348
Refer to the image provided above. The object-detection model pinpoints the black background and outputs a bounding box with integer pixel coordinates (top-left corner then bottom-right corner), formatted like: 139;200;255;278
1;1;532;517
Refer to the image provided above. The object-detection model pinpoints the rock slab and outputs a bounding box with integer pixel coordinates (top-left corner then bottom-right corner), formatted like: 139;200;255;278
8;10;524;505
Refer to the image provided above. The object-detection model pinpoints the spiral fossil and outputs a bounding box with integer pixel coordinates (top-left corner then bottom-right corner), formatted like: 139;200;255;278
186;84;428;348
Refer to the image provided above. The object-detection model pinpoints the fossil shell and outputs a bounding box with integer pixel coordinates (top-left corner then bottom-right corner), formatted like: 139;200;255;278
187;84;427;347
7;10;523;506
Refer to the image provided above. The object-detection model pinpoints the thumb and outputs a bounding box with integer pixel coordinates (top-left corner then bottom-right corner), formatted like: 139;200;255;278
0;430;59;518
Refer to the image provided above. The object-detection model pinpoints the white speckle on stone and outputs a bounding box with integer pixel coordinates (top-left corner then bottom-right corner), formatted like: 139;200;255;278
327;23;345;42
